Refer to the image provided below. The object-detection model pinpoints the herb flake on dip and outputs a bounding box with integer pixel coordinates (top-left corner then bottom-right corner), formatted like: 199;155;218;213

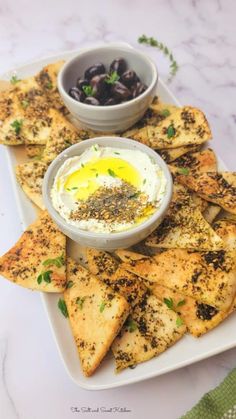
51;144;167;233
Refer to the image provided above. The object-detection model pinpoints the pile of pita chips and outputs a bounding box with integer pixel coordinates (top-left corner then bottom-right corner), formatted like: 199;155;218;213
176;172;236;214
115;248;236;312
87;249;186;372
145;184;224;251
0;211;66;292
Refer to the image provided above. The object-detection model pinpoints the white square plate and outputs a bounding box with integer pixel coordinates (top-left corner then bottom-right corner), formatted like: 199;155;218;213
1;46;235;390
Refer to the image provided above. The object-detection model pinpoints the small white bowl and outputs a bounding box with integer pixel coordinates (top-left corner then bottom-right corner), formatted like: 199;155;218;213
57;45;158;133
43;137;172;251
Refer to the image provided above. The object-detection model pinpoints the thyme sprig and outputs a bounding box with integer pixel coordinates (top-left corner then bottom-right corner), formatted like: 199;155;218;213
138;34;178;82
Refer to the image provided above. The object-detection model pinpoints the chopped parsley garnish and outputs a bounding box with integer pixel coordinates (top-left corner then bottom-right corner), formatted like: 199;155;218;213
99;301;106;313
76;297;86;310
66;280;74;289
67;187;78;191
82;85;94;96
143;178;147;185
176;317;184;327
129;191;141;199
176;299;186;307
93;145;98;151
105;71;120;85
161;109;171;117
163;297;174;310
108;168;116;177
178;167;189;176
114;151;120;155
11;119;23;135
58;298;68;318
164;297;185;327
21;100;29;109
96;173;98;177
126;318;138;333
46;81;53;89
37;270;53;284
43;254;65;268
10;75;21;85
81;163;85;168
167;124;175;139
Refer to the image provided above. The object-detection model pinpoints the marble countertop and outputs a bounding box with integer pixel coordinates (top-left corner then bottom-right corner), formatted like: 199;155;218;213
0;0;236;418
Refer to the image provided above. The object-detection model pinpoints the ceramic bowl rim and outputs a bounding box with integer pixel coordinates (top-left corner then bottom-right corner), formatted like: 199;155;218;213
57;44;158;111
42;137;173;241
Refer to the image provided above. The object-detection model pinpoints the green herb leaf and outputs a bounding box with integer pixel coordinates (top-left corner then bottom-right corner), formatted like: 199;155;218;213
167;124;175;139
176;317;184;327
177;299;186;307
143;179;146;185
138;34;178;82
81;163;85;168
163;297;174;310
37;270;53;284
21;100;29;109
178;167;189;176
66;280;74;289
126;318;138;333
37;274;43;285
93;145;98;151
114;151;120;155
105;71;120;85
76;297;86;310
10;75;21;84
108;168;116;177
43;254;65;268
46;81;53;89
96;173;98;177
82;85;94;96
99;301;106;313
129;192;141;199
43;270;53;283
10;119;23;135
161;109;171;117
58;298;68;318
64;139;72;147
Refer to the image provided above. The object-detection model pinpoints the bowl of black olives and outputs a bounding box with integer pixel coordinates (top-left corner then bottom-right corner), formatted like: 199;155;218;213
58;44;158;132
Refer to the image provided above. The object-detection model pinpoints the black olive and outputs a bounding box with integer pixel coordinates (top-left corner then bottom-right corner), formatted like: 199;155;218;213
110;58;127;76
76;78;89;90
84;96;100;106
120;70;139;87
111;81;131;100
84;63;106;80
132;82;147;98
103;97;117;106
90;74;109;98
69;87;85;102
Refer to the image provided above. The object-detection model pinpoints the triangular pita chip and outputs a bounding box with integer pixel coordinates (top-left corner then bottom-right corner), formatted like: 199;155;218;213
112;292;186;372
176;172;236;215
15;161;48;209
64;258;129;376
86;249;186;371
146;185;223;250
132;106;211;149
42;109;84;163
0;211;66;292
158;144;201;163
152;284;230;338
170;148;217;174
115;249;236;311
86;248;146;306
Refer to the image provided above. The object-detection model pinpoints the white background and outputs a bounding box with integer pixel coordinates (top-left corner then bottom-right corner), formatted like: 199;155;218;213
0;1;236;418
